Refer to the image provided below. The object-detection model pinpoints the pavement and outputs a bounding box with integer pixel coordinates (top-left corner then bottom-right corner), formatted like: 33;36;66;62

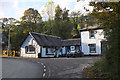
1;56;101;78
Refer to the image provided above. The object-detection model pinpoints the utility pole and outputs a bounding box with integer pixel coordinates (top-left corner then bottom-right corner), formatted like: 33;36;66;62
8;25;10;54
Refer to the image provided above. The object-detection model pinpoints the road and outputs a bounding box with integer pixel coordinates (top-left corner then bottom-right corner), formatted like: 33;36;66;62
2;58;43;78
2;56;100;78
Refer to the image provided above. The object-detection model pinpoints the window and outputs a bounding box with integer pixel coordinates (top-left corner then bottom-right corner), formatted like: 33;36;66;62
89;44;96;53
46;48;55;55
70;46;75;51
25;45;35;54
25;46;28;53
89;30;95;39
75;46;80;51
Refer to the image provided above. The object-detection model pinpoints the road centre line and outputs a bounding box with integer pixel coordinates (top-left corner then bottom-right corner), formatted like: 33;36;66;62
43;73;45;77
44;69;46;72
44;66;46;68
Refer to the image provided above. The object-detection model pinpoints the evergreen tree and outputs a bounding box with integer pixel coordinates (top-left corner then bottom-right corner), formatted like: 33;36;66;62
55;5;62;21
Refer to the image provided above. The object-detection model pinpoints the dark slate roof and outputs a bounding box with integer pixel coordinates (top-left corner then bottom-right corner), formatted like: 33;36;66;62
62;38;81;46
29;32;62;47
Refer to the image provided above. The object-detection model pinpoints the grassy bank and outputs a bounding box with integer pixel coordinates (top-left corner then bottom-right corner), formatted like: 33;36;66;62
83;58;119;80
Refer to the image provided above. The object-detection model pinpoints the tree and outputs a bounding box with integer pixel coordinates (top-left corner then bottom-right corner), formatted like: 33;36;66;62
0;18;16;32
62;8;69;21
21;8;42;24
70;11;81;38
52;20;73;39
55;5;62;21
0;18;8;32
43;1;55;20
89;2;120;79
41;1;55;34
21;8;42;32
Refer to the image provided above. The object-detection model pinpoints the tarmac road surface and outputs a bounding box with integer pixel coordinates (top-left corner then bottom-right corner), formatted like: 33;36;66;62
1;56;100;79
2;58;43;78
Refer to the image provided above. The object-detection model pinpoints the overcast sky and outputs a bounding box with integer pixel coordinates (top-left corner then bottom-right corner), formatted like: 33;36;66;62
0;0;93;21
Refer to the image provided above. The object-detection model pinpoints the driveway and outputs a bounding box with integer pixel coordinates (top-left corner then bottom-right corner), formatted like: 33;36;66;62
33;56;101;78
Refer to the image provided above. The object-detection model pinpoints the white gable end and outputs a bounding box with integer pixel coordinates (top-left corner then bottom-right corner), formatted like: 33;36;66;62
20;35;40;58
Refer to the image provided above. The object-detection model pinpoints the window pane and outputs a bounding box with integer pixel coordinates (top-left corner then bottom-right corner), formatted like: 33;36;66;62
25;46;28;53
29;46;35;51
90;30;95;39
89;44;96;53
28;45;35;51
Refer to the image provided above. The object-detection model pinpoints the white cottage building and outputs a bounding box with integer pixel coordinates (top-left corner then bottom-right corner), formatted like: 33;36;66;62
21;25;105;58
20;32;62;58
80;26;105;55
61;38;81;56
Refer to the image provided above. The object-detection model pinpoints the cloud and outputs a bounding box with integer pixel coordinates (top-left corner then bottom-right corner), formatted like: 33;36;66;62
0;1;13;18
0;0;93;20
13;0;24;20
54;0;71;9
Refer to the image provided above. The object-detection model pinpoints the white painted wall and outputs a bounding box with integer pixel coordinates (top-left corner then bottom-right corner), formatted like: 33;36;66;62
20;35;40;58
81;29;104;55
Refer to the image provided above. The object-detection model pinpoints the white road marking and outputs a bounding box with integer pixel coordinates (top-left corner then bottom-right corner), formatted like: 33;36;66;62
37;62;40;63
41;63;46;77
41;63;44;65
44;66;46;68
43;73;45;77
44;69;46;72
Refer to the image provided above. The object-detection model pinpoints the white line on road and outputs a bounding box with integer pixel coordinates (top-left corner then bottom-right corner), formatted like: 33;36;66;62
44;66;46;68
37;62;40;63
43;73;45;77
44;69;46;72
41;63;44;65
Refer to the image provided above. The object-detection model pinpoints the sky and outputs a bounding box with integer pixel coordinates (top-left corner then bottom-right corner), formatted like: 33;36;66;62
0;0;93;21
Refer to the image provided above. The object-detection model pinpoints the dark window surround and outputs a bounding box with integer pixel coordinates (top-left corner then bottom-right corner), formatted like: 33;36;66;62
25;45;35;54
88;44;96;53
89;30;95;39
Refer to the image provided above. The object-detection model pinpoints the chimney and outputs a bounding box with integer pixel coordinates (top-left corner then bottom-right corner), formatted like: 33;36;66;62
84;24;88;28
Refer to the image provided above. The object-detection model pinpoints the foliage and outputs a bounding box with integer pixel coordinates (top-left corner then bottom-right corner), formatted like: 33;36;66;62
62;8;69;21
52;20;73;39
84;2;120;79
43;1;55;20
83;60;110;79
70;11;81;37
21;8;42;24
55;5;62;21
1;2;87;51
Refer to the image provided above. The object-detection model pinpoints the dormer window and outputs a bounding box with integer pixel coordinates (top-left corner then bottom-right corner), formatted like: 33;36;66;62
89;30;95;39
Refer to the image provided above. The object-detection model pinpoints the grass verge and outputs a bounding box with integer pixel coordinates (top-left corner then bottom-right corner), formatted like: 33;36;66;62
83;60;111;80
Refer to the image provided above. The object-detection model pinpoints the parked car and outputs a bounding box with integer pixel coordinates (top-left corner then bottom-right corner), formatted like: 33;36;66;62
67;50;84;57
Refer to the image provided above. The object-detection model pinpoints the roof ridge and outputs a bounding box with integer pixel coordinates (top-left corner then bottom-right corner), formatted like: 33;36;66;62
62;38;80;41
29;32;61;39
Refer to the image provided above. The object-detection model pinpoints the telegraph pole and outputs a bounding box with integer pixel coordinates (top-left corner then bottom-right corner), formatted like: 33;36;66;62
8;25;10;53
